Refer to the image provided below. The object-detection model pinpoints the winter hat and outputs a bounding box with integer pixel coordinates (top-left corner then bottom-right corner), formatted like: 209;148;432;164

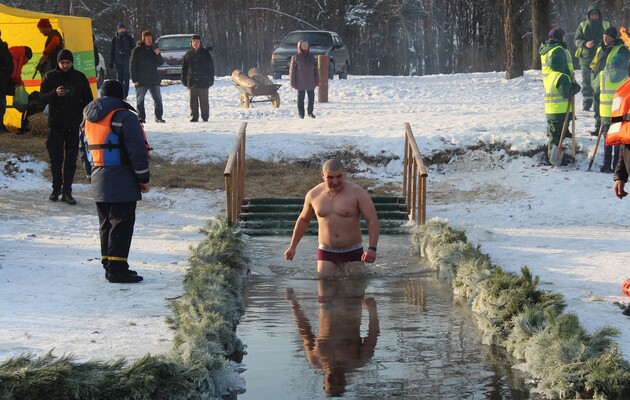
141;30;153;40
37;18;52;29
57;49;73;63
24;46;32;60
604;26;618;39
101;79;124;99
117;22;126;30
548;27;565;41
191;34;201;41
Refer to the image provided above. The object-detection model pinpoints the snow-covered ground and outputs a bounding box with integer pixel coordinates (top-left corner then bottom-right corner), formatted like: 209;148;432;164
1;70;629;365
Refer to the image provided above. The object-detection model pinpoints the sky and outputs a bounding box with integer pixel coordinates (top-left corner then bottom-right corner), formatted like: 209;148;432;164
1;70;629;370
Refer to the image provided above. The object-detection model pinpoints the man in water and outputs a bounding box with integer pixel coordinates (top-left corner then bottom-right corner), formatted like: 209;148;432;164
284;158;379;278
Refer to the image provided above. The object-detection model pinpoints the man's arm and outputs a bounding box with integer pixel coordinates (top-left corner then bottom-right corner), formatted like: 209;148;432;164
284;194;314;261
357;188;379;263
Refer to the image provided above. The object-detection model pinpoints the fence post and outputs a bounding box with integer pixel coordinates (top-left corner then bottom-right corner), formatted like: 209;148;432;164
318;55;329;103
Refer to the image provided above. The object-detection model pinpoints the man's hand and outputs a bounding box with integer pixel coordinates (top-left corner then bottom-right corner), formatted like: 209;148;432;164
586;40;595;49
361;248;376;263
284;247;296;261
56;86;66;96
614;180;627;199
133;82;139;87
139;182;150;193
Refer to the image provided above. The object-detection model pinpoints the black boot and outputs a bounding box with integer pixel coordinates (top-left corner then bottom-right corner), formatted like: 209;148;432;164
61;193;77;205
107;270;143;283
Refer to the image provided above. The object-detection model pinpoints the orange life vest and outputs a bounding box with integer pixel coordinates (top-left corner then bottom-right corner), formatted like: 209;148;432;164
606;80;630;146
84;108;150;166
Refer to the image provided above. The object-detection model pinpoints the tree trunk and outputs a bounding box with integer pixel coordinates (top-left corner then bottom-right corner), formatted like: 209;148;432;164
504;0;524;79
531;0;550;70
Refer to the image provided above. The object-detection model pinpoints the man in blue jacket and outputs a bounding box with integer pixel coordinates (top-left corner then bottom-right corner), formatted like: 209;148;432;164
79;80;150;283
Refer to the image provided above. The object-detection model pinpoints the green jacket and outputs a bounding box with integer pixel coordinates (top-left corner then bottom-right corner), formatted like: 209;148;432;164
574;4;610;64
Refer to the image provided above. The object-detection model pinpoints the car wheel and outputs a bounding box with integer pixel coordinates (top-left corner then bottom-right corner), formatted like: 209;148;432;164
273;72;282;80
328;60;335;80
270;93;280;108
339;63;348;79
240;93;251;108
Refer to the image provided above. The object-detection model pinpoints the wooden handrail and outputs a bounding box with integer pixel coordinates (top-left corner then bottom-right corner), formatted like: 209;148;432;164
403;123;428;225
224;122;247;225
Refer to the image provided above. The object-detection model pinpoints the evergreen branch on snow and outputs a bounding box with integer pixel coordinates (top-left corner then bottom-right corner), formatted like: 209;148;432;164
413;221;630;400
0;218;248;400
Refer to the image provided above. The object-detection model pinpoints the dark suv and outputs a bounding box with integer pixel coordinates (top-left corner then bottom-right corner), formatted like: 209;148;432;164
271;30;349;80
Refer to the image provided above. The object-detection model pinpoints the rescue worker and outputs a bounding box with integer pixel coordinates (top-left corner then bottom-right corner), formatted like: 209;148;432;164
591;26;630;139
598;54;628;172
575;4;610;112
539;28;574;82
542;28;581;164
79;80;150;283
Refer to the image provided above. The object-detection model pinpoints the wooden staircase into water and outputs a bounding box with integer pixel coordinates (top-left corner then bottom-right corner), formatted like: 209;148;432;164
224;122;428;235
237;196;412;236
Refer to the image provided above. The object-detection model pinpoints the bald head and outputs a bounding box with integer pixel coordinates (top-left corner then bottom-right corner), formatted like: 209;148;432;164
322;158;344;173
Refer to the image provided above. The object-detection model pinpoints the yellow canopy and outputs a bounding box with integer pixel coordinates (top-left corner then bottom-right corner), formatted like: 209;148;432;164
0;4;97;129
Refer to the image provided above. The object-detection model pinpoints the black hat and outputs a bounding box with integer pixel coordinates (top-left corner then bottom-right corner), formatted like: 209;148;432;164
24;46;32;60
101;79;124;99
191;34;201;41
548;27;565;41
117;22;126;30
604;26;618;39
57;49;73;63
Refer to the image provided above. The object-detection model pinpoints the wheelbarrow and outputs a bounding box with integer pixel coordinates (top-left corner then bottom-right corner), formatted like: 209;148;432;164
234;83;281;109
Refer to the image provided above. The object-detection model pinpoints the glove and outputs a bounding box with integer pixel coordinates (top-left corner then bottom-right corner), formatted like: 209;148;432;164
571;82;581;96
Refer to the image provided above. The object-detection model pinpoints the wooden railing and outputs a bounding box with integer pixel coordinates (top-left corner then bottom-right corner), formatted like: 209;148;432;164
403;123;428;225
224;122;247;225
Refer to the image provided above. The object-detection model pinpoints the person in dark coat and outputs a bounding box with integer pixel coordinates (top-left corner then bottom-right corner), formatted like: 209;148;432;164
79;79;150;283
129;30;164;123
0;30;14;133
289;40;319;119
109;22;134;99
181;34;214;122
36;18;64;77
39;49;93;205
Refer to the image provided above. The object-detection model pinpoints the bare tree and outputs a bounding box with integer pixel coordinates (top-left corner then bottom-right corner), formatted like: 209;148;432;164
531;0;549;70
504;0;524;79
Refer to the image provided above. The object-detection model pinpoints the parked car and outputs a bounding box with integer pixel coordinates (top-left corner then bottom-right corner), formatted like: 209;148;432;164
271;30;349;80
96;52;107;88
156;34;194;79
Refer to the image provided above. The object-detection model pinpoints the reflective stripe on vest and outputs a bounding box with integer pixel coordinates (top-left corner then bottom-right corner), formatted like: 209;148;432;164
541;46;574;80
606;79;630;145
84;108;128;167
599;74;627;118
544;71;570;114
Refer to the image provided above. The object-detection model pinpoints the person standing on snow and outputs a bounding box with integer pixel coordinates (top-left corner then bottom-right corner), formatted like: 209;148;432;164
79;80;150;284
574;4;610;114
0;30;14;133
540;28;574;83
130;30;165;124
590;27;630;142
181;34;214;122
541;28;581;165
39;49;93;205
289;40;318;119
109;22;134;99
36;18;64;77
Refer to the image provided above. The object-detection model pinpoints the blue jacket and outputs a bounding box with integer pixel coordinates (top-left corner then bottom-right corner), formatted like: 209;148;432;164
79;97;150;203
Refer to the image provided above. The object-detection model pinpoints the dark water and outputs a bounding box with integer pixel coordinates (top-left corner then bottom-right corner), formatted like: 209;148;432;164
234;236;532;400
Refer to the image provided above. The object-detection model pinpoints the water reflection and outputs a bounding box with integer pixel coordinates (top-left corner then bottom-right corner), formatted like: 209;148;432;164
286;279;379;397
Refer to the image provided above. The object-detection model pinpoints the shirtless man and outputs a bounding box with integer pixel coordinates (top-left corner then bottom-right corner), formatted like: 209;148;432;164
284;158;379;278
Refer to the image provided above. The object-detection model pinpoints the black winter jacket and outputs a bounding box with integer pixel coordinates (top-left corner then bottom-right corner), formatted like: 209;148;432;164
129;43;164;86
80;97;150;203
0;39;13;96
109;32;135;68
39;66;93;128
181;47;214;88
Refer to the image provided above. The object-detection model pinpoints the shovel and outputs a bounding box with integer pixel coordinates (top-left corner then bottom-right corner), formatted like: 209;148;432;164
571;97;576;163
587;124;605;171
550;96;573;167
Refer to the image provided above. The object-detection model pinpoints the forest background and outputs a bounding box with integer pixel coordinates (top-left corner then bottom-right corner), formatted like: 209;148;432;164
5;0;630;78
